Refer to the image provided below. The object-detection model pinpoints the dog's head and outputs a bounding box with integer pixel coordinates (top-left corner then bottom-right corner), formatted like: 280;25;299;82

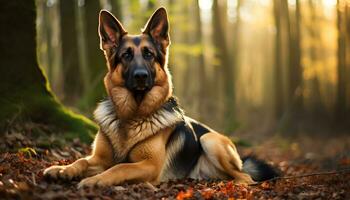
98;8;172;119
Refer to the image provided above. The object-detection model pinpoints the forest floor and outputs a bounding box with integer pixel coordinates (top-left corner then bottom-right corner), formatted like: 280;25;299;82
0;122;349;199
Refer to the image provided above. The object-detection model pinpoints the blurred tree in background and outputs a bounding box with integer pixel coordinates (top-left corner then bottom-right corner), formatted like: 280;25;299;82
0;0;97;141
36;0;350;136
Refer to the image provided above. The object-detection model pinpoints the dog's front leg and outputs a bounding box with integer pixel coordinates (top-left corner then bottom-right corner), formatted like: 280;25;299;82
78;160;158;188
44;131;114;180
78;128;171;187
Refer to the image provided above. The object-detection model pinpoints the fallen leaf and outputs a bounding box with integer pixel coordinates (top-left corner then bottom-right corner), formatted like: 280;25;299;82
176;187;193;200
200;188;215;199
260;182;271;190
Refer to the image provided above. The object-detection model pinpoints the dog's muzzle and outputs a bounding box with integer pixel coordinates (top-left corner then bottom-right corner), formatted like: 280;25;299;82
133;68;149;90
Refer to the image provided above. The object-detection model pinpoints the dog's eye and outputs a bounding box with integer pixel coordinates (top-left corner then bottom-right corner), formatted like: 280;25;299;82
143;49;153;60
122;51;133;61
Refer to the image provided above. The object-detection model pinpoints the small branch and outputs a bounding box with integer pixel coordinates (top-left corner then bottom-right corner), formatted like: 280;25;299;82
32;173;37;186
249;168;350;186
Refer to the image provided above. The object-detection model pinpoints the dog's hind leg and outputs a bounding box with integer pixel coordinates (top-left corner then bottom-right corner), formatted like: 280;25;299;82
199;132;256;185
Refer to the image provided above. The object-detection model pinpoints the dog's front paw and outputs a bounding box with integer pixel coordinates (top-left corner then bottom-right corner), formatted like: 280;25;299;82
233;173;256;185
44;165;82;180
78;174;116;188
234;178;256;186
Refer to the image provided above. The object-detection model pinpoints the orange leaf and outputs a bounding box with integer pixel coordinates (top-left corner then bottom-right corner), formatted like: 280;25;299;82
200;188;215;199
176;188;193;200
260;182;270;190
339;158;350;166
176;191;185;200
226;181;234;190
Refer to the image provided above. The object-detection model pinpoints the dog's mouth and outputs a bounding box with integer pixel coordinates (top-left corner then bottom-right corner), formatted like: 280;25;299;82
132;88;149;104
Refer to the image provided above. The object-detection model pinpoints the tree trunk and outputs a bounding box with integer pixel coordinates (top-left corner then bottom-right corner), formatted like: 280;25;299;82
212;0;236;132
336;0;347;121
194;0;208;120
273;0;284;119
346;2;350;113
79;0;106;112
0;0;97;142
60;0;82;105
38;0;64;99
288;0;303;112
278;0;304;133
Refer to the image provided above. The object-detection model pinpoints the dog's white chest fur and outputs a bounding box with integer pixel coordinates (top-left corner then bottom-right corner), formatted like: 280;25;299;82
93;98;183;162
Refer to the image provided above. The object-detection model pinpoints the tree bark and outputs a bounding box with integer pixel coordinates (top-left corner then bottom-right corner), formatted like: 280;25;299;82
79;0;106;111
212;0;236;132
273;0;284;119
346;2;350;112
0;0;97;141
288;0;303;112
277;0;304;133
336;0;347;120
60;0;82;105
194;0;208;120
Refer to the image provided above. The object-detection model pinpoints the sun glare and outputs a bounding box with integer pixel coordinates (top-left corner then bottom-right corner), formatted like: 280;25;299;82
227;0;238;22
288;0;296;6
322;0;337;7
258;0;270;7
199;0;213;11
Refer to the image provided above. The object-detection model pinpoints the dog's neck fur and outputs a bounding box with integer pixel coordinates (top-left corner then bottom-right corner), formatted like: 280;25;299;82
94;96;184;162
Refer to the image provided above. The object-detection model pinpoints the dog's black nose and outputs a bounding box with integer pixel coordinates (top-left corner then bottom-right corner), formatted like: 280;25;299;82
133;68;148;82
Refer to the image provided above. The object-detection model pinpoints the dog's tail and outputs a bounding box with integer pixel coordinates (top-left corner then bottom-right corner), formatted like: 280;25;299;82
242;155;280;182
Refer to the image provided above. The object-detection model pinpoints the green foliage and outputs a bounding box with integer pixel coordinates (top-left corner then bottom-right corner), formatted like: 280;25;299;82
18;147;37;158
171;43;204;57
230;137;252;147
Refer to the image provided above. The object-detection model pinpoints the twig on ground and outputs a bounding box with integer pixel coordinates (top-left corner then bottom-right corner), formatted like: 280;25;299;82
249;168;350;186
32;173;37;185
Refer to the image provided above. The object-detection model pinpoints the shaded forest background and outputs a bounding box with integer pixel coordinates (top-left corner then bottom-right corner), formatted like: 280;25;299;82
36;0;350;136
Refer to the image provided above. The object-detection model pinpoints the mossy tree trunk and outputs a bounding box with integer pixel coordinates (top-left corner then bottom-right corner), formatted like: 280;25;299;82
0;0;97;142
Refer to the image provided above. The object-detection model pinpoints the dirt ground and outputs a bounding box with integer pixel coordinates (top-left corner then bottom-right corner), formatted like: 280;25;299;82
0;123;349;199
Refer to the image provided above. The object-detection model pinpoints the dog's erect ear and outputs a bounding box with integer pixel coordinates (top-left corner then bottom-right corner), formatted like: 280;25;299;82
98;10;127;50
143;7;170;49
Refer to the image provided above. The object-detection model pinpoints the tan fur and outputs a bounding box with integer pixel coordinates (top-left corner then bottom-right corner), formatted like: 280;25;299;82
100;115;181;163
43;132;114;179
196;132;255;185
104;66;138;119
77;127;174;187
139;35;153;47
110;86;137;119
92;94;183;163
108;63;125;86
44;110;179;188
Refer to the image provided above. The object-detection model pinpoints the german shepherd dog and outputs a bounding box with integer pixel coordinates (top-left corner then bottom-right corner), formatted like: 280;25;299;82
44;7;278;188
